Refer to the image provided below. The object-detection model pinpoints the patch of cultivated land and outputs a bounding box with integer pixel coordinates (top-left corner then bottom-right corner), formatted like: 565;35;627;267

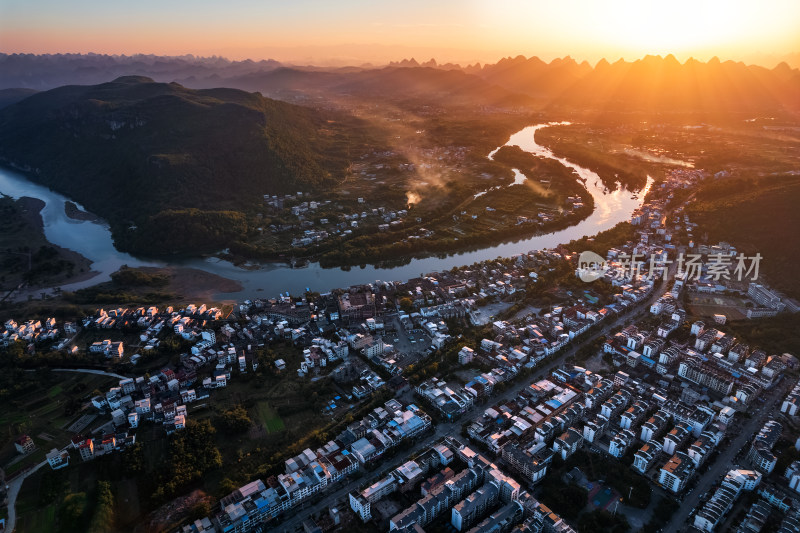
64;265;242;307
254;401;285;433
146;266;243;301
687;293;748;320
0;373;117;471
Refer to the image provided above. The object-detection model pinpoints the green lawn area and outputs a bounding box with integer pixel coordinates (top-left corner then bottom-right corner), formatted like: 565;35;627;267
115;478;141;529
0;373;117;468
0;410;27;427
13;459;102;533
14;472;54;533
253;401;285;433
18;503;57;533
140;425;168;474
4;448;47;476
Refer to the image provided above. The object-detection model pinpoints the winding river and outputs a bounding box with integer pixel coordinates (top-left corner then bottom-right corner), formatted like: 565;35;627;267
0;123;650;299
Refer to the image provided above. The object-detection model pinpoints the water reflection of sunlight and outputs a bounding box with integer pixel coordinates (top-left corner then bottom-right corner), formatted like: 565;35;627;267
0;121;651;299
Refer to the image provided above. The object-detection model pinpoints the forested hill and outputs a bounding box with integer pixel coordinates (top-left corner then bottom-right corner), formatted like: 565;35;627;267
688;174;800;300
0;76;366;254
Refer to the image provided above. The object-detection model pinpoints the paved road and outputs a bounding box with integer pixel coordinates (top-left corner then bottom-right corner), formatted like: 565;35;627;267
50;368;127;379
665;381;791;532
5;459;48;532
275;277;670;531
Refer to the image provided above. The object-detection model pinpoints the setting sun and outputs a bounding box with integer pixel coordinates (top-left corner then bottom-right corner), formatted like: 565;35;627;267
477;0;800;63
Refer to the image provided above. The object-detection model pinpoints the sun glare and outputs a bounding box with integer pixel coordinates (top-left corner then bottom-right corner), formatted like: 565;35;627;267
599;1;752;56
478;0;799;62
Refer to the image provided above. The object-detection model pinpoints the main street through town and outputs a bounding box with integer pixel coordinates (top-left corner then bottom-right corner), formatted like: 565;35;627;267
276;270;674;532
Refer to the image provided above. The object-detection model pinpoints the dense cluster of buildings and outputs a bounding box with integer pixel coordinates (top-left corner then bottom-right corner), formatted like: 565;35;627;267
88;304;225;355
262;189;418;246
604;317;795;414
213;399;431;532
415;378;474;420
348;436;576;533
1;317;76;350
693;469;762;531
7;161;800;533
71;430;137;463
462;361;734;501
85;368;204;451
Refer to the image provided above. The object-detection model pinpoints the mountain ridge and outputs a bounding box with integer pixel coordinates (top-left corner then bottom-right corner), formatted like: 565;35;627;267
0;76;370;254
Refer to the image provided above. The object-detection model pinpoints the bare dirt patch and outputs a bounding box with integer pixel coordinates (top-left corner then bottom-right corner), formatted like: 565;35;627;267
139;489;211;533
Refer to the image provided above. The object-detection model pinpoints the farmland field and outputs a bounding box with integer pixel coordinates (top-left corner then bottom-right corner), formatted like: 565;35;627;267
0;372;117;474
687;293;748;320
253;401;285;433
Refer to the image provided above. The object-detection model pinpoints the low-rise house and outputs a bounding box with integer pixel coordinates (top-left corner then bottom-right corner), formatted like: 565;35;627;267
46;448;70;470
14;434;35;454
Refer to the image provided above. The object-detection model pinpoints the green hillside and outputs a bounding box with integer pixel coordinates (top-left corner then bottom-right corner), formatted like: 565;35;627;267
688;174;800;299
0;76;367;255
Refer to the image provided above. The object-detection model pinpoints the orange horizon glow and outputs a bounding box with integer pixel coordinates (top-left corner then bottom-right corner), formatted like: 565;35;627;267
1;0;799;68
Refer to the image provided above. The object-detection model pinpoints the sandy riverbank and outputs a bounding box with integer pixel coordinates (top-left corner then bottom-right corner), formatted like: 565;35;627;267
110;265;243;303
13;197;99;289
64;200;102;222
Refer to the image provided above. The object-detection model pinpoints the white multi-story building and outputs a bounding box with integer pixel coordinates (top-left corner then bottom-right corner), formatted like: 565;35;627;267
633;440;660;474
746;420;782;474
659;452;693;494
552;427;583;461
640;411;669;442
693;469;761;531
663;423;692;455
609;429;636;458
787;461;800;493
458;346;475;364
781;379;800;416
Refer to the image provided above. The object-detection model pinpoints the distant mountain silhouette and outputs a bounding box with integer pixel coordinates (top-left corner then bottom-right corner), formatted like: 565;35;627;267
389;57;463;71
382;54;799;114
222;66;534;107
3;53;796;114
389;58;420;68
476;54;800;114
477;55;592;99
0;53;283;90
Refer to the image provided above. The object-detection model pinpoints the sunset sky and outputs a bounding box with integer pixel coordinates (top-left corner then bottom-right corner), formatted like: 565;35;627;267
2;0;799;66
